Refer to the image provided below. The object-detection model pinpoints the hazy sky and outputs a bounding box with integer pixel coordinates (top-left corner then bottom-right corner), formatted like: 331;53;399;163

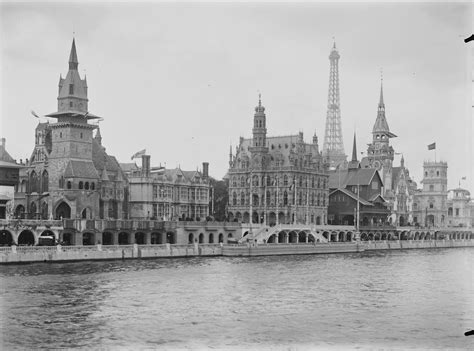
1;1;472;192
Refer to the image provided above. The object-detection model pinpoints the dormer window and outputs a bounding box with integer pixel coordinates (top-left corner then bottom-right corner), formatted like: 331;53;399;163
69;84;74;95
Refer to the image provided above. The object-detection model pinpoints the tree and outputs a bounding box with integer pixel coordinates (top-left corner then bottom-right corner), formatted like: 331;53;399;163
208;176;229;222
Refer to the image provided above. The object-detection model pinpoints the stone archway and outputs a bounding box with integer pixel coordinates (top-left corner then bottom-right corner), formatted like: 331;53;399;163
102;232;114;245
166;232;176;244
55;201;71;220
18;230;35;245
135;232;145;245
83;232;95;246
118;232;129;245
0;230;13;246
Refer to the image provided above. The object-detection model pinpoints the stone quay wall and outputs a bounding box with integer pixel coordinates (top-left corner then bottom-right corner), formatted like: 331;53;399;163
363;239;474;251
0;243;223;264
1;240;473;264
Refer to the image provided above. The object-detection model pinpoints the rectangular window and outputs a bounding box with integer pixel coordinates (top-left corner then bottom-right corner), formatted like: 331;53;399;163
455;208;460;216
69;84;74;94
152;204;157;219
153;185;158;199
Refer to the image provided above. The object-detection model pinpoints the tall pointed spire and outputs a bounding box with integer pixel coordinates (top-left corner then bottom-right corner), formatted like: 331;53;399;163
323;41;347;169
348;132;359;169
351;132;357;162
69;38;78;70
379;77;384;107
372;74;396;137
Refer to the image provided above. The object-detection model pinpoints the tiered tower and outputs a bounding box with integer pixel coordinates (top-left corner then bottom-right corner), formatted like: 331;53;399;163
322;42;347;169
366;79;397;194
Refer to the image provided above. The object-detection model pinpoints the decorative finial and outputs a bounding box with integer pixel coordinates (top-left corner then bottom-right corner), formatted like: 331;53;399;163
332;37;336;49
258;92;261;106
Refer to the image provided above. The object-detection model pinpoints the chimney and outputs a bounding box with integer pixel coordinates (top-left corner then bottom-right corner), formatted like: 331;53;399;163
142;154;151;177
202;162;209;178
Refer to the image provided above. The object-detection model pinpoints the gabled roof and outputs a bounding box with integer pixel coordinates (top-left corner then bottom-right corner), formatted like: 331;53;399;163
329;188;373;206
92;139;123;175
329;168;382;189
369;193;388;203
63;160;99;179
0;142;15;164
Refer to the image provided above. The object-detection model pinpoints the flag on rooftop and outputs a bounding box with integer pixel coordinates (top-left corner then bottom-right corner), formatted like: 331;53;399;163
427;142;436;150
131;149;146;160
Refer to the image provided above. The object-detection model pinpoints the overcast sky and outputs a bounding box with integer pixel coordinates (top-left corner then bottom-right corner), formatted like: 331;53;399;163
1;1;473;192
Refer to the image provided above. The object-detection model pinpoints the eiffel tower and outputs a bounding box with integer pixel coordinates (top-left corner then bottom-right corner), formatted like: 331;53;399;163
322;42;347;169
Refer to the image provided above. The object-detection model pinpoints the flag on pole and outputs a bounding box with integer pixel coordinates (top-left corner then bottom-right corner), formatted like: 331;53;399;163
131;149;146;160
427;142;436;150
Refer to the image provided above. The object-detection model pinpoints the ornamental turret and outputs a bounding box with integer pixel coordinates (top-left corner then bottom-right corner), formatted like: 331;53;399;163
250;94;268;153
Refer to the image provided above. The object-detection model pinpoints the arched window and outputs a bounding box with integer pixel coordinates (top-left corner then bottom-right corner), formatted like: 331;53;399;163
232;177;237;187
67;181;72;189
85;182;89;190
311;177;315;188
299;177;303;187
252;175;259;187
41;170;49;192
448;207;453;216
232;192;237;205
240;176;245;187
79;181;83;189
91;183;95;190
240;192;245;206
283;191;288;205
317;193;321;206
252;194;259;206
266;190;271;205
283;175;288;186
311;193;315;205
267;175;271;186
30;171;38;193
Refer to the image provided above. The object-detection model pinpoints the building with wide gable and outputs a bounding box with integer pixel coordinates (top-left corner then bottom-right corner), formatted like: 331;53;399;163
328;135;390;226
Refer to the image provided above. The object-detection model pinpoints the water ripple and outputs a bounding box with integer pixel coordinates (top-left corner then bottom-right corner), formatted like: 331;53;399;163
1;249;473;349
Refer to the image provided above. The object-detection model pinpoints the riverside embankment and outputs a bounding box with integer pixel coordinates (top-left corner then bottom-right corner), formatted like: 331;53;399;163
1;239;474;264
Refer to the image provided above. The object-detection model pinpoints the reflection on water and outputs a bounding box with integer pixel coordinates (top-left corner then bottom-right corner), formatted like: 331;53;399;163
1;249;473;349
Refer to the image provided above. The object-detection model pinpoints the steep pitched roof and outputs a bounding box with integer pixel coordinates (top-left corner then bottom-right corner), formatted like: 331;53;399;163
329;188;373;206
329;168;382;189
0;141;15;164
92;139;122;174
63;160;99;179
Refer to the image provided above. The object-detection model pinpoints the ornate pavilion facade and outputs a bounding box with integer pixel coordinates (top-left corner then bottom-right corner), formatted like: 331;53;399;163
227;96;329;225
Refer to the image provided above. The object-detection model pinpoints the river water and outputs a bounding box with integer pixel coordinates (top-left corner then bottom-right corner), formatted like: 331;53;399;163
1;248;473;350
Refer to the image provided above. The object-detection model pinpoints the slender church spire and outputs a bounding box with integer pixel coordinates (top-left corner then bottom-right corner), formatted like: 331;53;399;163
322;41;347;168
69;38;79;70
351;132;357;162
348;132;359;169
